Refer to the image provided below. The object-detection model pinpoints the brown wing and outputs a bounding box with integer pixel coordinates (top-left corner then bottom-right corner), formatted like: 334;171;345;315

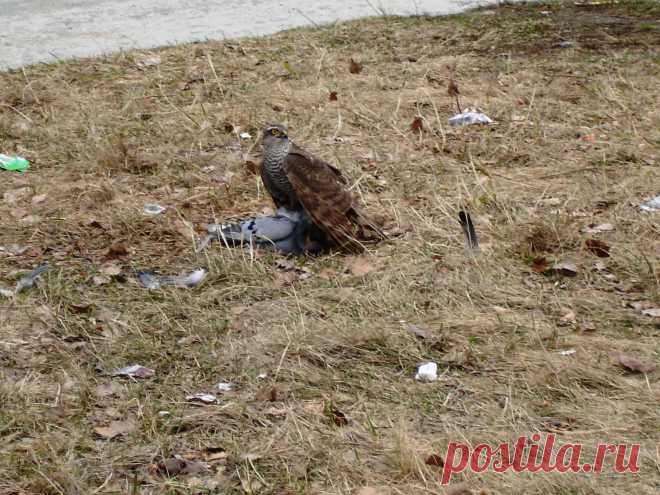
282;146;364;252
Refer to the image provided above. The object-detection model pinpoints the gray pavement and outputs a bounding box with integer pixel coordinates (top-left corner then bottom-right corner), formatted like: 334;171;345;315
0;0;487;70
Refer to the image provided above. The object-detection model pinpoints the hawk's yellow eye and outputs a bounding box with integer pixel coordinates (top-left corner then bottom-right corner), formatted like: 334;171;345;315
270;128;280;136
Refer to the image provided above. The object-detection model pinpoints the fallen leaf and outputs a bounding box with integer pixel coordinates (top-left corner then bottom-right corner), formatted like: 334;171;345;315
405;323;430;339
349;58;363;74
136;55;161;69
550;261;578;277
616;353;656;374
69;303;92;314
629;300;653;311
641;308;660;318
346;256;375;277
579;133;595;143
585;239;610;258
411;117;424;133
94;419;136;439
324;401;349;426
173;219;196;241
244;160;258;175
106;242;129;258
425;454;444;467
93;275;111;286
100;263;122;276
581;223;614;234
329;91;338;101
558;311;576;327
255;386;278;402
531;257;550;273
20;215;41;226
156;458;208;477
113;364;155;379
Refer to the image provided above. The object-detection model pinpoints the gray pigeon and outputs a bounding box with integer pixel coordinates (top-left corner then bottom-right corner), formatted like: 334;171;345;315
204;208;327;254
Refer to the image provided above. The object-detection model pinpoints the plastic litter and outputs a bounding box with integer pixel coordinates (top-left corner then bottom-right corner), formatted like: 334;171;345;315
113;364;155;378
217;382;234;392
138;268;207;289
144;203;166;215
0;153;29;172
639;196;660;213
185;393;217;404
449;111;493;126
415;362;438;382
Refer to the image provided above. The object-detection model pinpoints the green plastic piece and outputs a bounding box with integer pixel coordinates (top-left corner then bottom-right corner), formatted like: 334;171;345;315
0;154;29;172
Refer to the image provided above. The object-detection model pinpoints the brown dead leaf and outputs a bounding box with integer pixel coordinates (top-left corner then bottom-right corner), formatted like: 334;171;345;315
616;353;656;374
411;117;424;133
346;255;375;277
585;239;610;257
244;160;258;175
425;454;444;467
349;58;363;74
558;311;576;327
156;458;208;477
255;386;278;402
405;323;430;339
550;261;578;277
531;256;550;273
93;418;136;439
106;242;129;259
324;401;349;427
173;219;196;241
329;91;338;101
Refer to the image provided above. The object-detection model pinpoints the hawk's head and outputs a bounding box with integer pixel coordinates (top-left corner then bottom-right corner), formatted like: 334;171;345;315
262;123;289;146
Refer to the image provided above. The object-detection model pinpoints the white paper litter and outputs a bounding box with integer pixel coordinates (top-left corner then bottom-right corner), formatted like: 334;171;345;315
216;382;234;392
415;362;438;382
138;268;207;290
639;196;660;212
449;111;493;126
113;364;155;378
144;203;166;215
186;393;217;404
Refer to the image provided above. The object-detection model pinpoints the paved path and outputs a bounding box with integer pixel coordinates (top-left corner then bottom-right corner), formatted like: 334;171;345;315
1;0;487;70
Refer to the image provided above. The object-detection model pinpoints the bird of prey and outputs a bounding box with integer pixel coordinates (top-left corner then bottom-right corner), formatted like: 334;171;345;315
260;123;384;253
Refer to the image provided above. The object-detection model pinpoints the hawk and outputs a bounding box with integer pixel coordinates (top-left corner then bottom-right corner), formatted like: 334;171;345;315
260;123;384;253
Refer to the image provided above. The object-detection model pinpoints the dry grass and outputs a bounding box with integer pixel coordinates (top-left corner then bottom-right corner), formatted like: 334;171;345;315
1;1;659;494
